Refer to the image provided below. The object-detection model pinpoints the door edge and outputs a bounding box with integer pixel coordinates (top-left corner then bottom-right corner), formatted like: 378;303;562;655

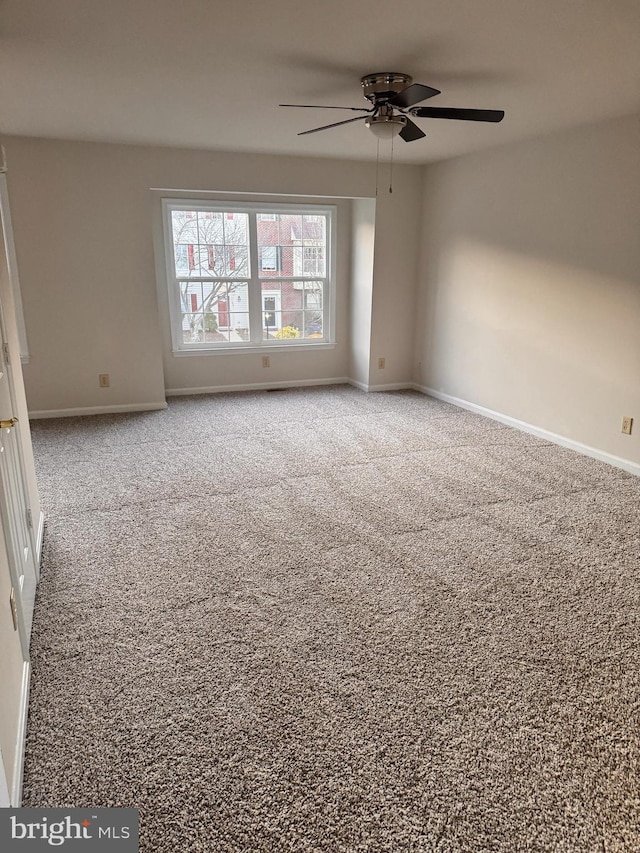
10;659;31;807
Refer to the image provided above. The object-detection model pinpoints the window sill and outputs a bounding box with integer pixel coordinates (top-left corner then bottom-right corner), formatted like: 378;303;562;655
172;342;336;357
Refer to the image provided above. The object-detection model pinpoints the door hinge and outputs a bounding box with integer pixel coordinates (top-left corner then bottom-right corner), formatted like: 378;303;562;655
26;508;33;528
3;342;9;365
9;587;18;631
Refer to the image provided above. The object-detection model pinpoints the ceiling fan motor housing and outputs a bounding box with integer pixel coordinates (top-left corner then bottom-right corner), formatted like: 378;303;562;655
361;73;413;104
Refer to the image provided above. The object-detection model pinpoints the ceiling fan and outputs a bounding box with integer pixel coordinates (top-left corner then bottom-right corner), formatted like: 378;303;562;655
280;72;504;142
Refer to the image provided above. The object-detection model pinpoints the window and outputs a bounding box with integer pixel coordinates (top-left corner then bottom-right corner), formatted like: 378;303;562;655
260;246;281;272
162;202;335;351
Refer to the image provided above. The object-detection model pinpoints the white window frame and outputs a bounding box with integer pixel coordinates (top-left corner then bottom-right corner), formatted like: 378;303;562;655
162;200;336;354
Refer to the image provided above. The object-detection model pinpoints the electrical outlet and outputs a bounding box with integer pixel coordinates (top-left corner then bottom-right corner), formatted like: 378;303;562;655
98;373;110;388
262;356;270;368
622;416;633;435
378;357;386;369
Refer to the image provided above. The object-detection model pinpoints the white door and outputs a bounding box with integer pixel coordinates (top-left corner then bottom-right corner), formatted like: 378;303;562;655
0;165;41;807
0;515;29;806
0;316;37;644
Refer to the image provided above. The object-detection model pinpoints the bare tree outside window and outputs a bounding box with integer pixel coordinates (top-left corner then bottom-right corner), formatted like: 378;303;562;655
172;211;250;343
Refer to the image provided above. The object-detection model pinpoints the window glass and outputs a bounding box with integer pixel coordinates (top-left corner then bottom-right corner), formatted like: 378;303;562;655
164;203;334;351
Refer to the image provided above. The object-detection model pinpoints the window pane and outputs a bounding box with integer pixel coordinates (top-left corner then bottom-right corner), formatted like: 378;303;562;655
257;214;284;278
172;210;249;278
260;246;278;271
261;283;282;339
225;245;249;278
302;282;324;337
303;214;326;244
303;312;323;338
167;203;332;351
303;285;323;310
197;211;223;247
304;246;325;276
227;282;250;340
277;311;302;340
199;282;250;342
181;313;204;344
224;213;249;246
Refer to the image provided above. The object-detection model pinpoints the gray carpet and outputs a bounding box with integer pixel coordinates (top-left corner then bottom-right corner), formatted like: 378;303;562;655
22;386;640;852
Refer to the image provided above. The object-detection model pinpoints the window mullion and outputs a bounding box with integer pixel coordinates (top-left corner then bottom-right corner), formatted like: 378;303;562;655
247;213;262;344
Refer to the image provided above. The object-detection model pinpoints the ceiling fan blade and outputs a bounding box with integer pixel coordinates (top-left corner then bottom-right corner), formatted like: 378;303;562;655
399;118;426;142
411;106;505;122
280;104;371;112
298;115;369;136
389;83;441;109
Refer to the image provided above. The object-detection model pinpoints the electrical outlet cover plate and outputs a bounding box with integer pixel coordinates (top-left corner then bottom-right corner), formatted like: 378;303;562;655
622;416;633;435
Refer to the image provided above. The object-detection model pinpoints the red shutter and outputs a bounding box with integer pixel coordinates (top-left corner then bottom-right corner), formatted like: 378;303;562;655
190;294;198;312
207;246;215;270
228;246;236;271
187;245;195;270
218;299;229;327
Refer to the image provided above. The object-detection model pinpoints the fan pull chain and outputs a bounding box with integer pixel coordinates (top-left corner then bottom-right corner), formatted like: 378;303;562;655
389;135;394;194
375;138;380;197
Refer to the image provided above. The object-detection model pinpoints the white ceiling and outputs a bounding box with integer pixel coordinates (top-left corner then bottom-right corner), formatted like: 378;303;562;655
0;0;638;164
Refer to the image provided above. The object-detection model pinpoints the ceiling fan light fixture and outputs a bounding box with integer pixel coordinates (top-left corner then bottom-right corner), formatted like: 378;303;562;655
365;114;407;139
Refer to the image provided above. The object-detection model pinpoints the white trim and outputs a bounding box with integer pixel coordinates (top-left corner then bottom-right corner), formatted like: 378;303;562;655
150;188;375;201
10;660;30;807
367;382;413;393
0;175;30;363
172;342;336;357
28;401;168;420
161;199;336;355
347;380;413;393
414;384;640;477
35;509;44;568
166;377;351;396
0;746;10;808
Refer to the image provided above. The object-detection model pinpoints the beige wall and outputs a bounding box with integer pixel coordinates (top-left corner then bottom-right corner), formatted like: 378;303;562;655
5;123;638;468
415;113;640;466
370;166;423;388
2;136;423;411
349;198;375;387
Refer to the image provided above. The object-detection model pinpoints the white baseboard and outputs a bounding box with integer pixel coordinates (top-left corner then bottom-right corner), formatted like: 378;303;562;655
10;661;30;807
347;380;413;393
367;382;413;392
28;402;168;419
414;384;640;477
166;377;351;396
